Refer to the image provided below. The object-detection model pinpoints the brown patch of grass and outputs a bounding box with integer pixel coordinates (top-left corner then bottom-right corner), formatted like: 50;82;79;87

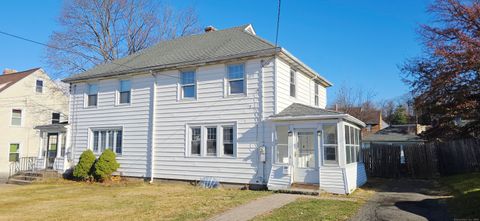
0;180;269;221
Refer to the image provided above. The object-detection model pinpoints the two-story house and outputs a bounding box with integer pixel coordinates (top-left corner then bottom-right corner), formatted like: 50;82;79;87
0;68;68;179
63;24;367;194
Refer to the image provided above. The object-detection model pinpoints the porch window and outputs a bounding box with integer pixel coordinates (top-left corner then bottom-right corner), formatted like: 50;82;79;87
275;126;289;164
87;84;98;107
11;109;22;126
314;83;319;106
91;128;123;155
9;143;20;162
180;71;196;99
119;80;131;104
345;125;361;164
227;64;245;95
187;123;236;157
290;69;296;97
323;124;338;164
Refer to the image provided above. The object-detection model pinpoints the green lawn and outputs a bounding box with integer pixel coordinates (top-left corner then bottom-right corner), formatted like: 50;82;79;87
0;180;269;221
253;198;362;221
441;172;480;219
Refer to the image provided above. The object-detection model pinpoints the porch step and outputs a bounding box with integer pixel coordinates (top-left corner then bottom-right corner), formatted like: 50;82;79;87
7;178;34;185
7;170;61;185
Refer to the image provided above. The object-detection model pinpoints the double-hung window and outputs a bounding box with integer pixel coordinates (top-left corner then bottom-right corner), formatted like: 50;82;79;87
188;124;236;157
290;69;296;97
91;128;122;155
52;112;60;124
11;109;22;126
87;84;98;107
314;83;319;106
180;71;196;99
323;124;338;164
119;80;131;104
9;143;20;162
36;80;43;93
227;64;245;95
345;125;361;164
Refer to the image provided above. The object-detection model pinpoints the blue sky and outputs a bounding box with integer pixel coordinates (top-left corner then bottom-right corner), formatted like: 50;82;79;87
0;0;432;103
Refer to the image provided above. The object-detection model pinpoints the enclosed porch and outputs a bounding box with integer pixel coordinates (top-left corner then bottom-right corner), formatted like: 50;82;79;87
267;103;367;194
34;123;71;173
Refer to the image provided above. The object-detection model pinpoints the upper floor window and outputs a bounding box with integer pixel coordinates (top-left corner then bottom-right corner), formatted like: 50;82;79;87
11;109;22;126
314;83;319;106
91;128;122;155
87;84;98;107
290;69;296;97
180;71;196;99
36;80;43;93
119;80;131;104
52;112;60;124
227;64;245;95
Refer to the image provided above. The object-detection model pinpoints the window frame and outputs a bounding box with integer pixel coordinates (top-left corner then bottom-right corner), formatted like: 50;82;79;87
52;112;61;124
86;84;98;107
186;122;237;158
9;143;20;162
322;124;339;165
290;69;296;97
344;124;361;164
226;63;246;96
10;109;22;126
118;79;131;105
89;127;123;155
274;125;289;164
35;79;44;93
179;70;197;100
314;83;319;106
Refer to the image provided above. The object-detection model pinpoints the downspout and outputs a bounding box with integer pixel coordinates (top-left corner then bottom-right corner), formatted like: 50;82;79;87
259;59;265;183
149;71;157;183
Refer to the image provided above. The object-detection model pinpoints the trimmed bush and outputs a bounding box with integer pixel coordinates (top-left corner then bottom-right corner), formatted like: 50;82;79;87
73;150;96;180
93;149;120;181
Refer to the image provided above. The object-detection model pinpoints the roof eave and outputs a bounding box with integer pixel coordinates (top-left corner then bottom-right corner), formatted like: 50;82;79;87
269;114;366;127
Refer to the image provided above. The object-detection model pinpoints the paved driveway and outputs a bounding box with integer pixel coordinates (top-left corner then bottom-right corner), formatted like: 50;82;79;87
353;179;452;221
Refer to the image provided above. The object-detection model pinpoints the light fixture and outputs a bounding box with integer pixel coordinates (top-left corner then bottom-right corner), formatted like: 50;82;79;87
288;130;293;136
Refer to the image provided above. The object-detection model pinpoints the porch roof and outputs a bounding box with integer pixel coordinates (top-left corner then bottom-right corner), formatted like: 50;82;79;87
269;103;366;127
34;122;68;131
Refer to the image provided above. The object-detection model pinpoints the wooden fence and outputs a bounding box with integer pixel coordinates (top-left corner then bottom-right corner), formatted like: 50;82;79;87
362;139;480;178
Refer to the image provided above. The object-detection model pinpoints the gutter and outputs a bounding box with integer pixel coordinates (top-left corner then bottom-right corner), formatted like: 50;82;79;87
269;114;366;127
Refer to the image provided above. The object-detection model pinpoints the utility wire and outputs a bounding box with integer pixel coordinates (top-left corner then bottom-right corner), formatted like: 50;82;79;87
0;30;182;80
274;0;282;48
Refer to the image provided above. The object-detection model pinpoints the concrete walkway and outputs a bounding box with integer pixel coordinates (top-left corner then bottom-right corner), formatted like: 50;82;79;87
352;179;452;221
208;194;301;221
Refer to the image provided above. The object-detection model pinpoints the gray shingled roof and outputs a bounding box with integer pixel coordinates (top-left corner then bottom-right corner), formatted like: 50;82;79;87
64;24;277;82
363;126;425;142
273;103;345;117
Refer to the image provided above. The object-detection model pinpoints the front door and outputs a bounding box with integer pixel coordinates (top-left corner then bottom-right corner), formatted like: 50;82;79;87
293;130;318;183
46;133;58;169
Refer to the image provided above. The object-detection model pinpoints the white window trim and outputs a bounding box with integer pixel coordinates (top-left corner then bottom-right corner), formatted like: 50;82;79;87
224;63;247;97
88;127;123;156
35;78;44;94
10;108;23;127
274;125;289;165
314;83;319;106
178;70;197;101
344;123;361;165
321;123;340;166
116;79;132;106
290;69;296;98
185;122;237;158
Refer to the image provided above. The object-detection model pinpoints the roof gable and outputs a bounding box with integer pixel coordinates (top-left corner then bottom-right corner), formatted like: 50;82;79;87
0;68;40;93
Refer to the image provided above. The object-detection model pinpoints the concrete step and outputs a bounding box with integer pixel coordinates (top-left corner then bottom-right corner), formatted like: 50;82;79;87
10;175;41;181
7;178;33;185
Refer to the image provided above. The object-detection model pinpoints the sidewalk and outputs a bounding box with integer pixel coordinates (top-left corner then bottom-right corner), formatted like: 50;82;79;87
208;194;301;221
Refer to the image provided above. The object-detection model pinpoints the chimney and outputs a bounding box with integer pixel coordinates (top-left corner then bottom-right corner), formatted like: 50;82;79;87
204;26;217;33
3;68;17;75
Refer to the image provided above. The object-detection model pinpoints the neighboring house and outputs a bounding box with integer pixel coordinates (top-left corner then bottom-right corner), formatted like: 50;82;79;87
0;68;68;178
362;124;426;147
63;24;367;194
332;107;389;136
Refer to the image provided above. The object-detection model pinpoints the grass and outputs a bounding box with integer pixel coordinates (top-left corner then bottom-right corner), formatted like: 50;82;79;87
0;179;270;221
441;172;480;219
253;187;374;221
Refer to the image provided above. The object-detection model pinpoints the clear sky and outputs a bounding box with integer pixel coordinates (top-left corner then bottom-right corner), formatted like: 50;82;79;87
0;0;432;103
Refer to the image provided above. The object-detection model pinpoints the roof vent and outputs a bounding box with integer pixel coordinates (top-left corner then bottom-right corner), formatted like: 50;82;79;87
2;68;17;75
204;26;217;33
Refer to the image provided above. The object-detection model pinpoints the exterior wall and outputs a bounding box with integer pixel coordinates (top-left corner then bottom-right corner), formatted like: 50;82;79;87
275;58;327;113
153;58;275;184
70;75;154;177
0;70;68;177
345;162;367;193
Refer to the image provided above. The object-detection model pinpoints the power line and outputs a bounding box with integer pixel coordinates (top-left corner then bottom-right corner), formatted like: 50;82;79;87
274;0;282;48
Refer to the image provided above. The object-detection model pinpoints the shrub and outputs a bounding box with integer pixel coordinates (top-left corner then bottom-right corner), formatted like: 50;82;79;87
93;149;120;181
73;150;96;180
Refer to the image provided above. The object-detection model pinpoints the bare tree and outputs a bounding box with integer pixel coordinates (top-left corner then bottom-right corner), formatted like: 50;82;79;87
331;83;377;112
46;0;201;77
